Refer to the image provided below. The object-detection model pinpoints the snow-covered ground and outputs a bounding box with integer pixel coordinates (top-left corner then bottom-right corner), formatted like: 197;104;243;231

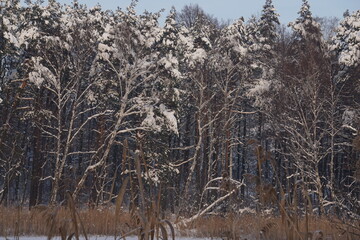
2;237;220;240
2;238;110;240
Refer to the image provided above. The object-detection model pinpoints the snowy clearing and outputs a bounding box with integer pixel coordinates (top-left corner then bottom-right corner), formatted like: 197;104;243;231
2;237;221;240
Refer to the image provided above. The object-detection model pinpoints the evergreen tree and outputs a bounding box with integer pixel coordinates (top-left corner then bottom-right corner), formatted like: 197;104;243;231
258;0;280;49
247;0;280;107
289;0;323;52
332;10;360;70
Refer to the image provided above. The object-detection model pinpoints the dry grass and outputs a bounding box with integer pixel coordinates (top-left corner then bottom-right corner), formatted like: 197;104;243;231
0;139;175;240
179;213;360;240
0;205;133;238
1;205;359;239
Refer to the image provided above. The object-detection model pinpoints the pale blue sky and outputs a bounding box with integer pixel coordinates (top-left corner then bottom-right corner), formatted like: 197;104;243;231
55;0;359;24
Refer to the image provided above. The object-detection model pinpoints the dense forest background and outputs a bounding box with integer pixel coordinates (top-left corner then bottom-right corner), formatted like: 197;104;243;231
0;0;359;221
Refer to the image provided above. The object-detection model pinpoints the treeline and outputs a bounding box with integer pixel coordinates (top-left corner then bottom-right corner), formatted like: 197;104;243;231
0;0;359;219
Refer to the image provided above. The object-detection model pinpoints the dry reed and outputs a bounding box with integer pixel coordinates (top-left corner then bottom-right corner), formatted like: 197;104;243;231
181;214;359;240
0;205;133;238
1;205;359;239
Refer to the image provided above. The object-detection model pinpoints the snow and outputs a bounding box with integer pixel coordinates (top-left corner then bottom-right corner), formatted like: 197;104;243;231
41;10;51;18
160;104;178;134
233;45;247;56
86;90;97;104
4;237;220;240
332;10;360;67
173;88;181;101
3;32;19;48
141;105;162;132
186;48;207;67
140;104;178;134
339;49;360;67
143;168;160;185
178;33;194;49
238;207;256;214
4;24;40;49
342;108;356;125
29;57;58;89
248;79;270;96
2;17;10;26
20;27;40;48
201;37;212;48
171;69;182;79
29;71;44;88
99;24;113;42
159;54;178;70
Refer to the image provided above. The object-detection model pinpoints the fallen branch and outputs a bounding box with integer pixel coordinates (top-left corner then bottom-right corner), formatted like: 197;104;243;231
177;189;236;227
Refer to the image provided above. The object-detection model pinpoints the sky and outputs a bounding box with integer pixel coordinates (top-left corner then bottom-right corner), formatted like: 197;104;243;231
51;0;359;24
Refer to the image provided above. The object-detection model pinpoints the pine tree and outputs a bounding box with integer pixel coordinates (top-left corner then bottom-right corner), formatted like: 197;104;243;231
258;0;280;50
289;0;323;52
332;10;360;69
247;0;280;107
0;0;34;205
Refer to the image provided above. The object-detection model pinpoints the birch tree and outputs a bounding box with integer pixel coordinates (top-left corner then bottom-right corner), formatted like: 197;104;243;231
26;2;112;204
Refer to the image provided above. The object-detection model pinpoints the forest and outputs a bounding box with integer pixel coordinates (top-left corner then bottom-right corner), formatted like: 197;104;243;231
0;0;359;239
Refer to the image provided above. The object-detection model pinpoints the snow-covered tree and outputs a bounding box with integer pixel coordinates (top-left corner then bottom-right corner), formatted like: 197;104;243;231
172;13;213;207
332;10;360;87
0;0;37;205
257;0;280;49
243;2;280;202
331;10;360;219
247;0;279;107
72;3;180;201
269;0;334;214
216;18;250;177
24;1;112;204
0;0;359;225
289;0;324;54
155;7;184;111
331;10;360;135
